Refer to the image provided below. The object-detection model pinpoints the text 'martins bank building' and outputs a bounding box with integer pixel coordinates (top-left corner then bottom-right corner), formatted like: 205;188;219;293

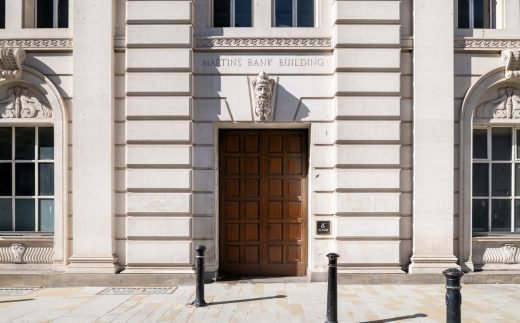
0;0;519;281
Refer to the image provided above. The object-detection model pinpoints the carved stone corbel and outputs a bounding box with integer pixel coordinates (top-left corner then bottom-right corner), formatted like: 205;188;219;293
0;48;26;79
501;49;520;80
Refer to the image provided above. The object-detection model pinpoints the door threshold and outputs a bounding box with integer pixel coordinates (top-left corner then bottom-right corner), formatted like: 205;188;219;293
217;275;310;283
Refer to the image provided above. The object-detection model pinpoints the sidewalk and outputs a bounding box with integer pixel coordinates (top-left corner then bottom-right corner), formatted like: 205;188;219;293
0;282;518;322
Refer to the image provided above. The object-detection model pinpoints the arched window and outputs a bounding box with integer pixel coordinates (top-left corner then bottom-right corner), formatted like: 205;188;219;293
460;51;520;271
0;48;67;266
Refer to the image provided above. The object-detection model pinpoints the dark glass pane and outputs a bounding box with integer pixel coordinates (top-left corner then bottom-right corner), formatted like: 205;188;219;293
38;127;54;160
0;198;11;231
276;0;293;27
36;0;54;28
472;199;488;232
15;199;35;231
297;0;313;27
235;0;251;27
214;0;230;27
515;200;520;232
474;0;484;28
473;129;487;159
15;128;35;160
458;0;470;28
57;0;68;28
39;163;54;196
39;199;54;232
0;127;11;160
473;163;489;196
0;163;11;196
0;0;4;29
491;164;511;196
491;128;511;161
15;164;35;196
491;199;511;232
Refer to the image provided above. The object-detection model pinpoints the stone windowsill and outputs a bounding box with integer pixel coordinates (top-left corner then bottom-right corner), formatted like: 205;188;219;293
473;234;520;242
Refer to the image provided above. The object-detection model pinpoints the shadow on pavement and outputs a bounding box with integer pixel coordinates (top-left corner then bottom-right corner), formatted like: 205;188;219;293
360;313;428;323
0;298;34;303
207;294;287;306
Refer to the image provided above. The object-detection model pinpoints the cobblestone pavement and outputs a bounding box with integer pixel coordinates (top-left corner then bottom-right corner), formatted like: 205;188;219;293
0;283;518;322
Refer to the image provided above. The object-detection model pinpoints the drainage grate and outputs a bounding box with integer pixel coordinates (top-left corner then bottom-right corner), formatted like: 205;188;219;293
97;287;177;295
0;288;38;296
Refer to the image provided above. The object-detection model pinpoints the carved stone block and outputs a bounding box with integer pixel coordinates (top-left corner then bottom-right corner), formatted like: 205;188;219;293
250;71;276;121
0;48;25;79
473;241;520;266
0;86;52;119
502;49;520;80
475;86;520;120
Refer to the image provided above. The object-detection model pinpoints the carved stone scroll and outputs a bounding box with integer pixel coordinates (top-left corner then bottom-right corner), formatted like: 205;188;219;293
0;86;52;119
474;86;520;119
0;48;25;79
502;49;520;80
251;72;275;121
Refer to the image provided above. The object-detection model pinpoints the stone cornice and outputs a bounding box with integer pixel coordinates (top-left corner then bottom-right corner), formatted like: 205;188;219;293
195;37;331;50
0;38;73;50
455;38;520;50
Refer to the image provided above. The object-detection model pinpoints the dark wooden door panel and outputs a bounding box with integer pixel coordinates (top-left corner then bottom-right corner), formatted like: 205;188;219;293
219;130;308;277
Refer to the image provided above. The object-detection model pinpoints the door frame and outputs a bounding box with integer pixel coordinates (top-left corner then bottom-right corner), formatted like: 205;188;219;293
214;122;312;278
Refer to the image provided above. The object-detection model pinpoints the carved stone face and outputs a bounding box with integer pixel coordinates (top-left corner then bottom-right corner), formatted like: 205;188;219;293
255;82;272;102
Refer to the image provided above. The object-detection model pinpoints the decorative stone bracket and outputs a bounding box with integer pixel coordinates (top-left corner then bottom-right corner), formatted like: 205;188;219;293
0;48;25;79
502;49;520;80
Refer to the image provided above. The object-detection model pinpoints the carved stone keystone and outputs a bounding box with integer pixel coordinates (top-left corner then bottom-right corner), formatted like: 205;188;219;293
0;48;26;79
251;71;275;121
502;49;520;80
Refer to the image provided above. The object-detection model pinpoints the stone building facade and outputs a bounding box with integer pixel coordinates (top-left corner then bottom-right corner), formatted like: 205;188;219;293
0;0;519;280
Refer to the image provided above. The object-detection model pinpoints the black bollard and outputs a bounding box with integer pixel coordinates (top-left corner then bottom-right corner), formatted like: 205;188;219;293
193;245;207;307
325;253;339;323
442;268;464;323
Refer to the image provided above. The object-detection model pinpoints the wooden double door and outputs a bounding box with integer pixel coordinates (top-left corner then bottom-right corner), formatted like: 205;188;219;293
219;130;308;276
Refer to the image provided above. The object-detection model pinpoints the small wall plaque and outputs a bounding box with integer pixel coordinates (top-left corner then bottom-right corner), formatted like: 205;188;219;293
316;221;331;235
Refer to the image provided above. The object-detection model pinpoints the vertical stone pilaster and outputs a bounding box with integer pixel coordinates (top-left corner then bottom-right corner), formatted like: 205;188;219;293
410;0;458;273
68;1;120;273
122;1;193;273
333;0;406;274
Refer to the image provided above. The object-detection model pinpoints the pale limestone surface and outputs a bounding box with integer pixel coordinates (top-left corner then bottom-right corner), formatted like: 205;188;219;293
0;0;519;280
0;283;519;322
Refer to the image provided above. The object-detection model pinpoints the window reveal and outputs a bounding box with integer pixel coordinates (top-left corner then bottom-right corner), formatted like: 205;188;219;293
0;127;54;232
